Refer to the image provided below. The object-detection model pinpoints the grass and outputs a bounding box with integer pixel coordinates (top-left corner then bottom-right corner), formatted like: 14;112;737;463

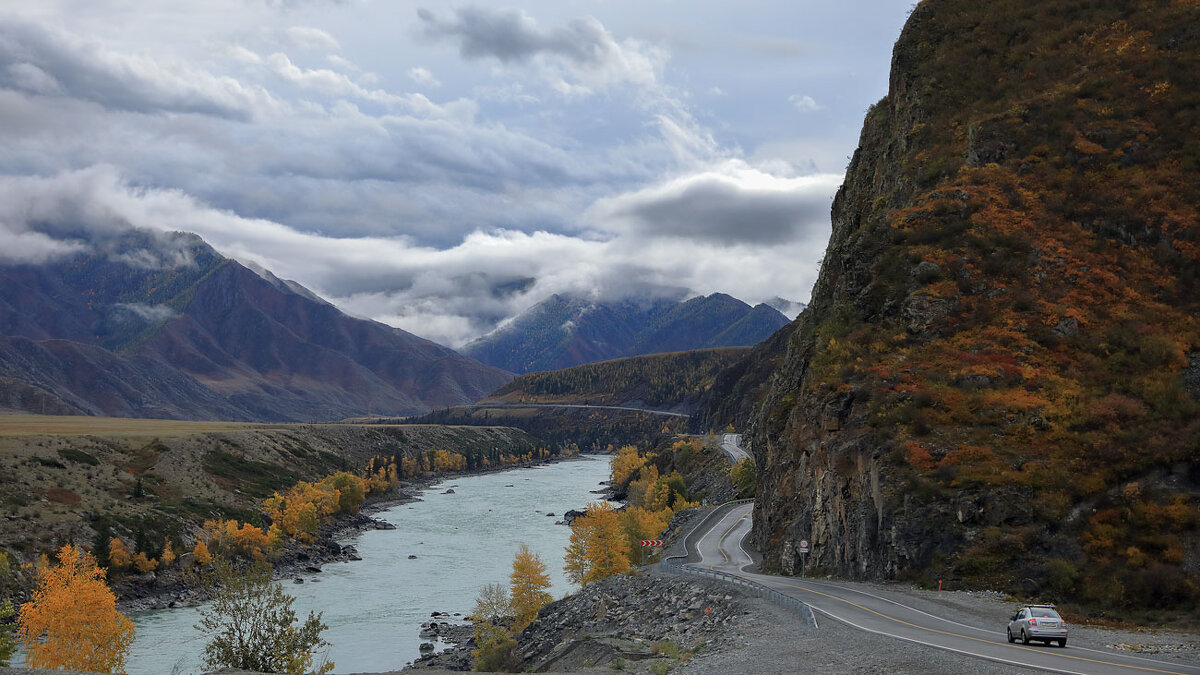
0;413;282;438
202;449;299;498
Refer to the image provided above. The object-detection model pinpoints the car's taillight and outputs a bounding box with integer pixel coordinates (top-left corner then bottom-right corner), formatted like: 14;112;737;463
1029;618;1037;625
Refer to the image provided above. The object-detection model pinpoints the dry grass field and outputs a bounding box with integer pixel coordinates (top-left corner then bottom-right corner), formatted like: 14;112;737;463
0;413;283;438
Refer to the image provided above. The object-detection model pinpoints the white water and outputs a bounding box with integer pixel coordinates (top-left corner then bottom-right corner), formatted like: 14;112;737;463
122;455;611;674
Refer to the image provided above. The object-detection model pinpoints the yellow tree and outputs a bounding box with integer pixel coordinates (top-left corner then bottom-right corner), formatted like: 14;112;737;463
193;540;212;566
619;507;671;560
108;537;131;570
508;544;552;634
564;502;630;586
17;544;135;673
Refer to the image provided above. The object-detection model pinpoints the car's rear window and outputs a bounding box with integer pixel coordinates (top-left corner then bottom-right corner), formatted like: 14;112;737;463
1031;608;1061;618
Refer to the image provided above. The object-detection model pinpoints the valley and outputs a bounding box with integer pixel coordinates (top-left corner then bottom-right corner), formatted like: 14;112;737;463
2;0;1200;673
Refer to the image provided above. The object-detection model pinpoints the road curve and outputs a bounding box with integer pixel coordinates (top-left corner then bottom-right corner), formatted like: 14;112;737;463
718;433;750;464
691;502;1200;675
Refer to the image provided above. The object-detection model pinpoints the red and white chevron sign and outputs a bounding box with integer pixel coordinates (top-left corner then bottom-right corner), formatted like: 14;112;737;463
639;539;663;547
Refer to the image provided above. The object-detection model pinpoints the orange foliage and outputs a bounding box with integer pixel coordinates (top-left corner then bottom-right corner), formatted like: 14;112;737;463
193;540;212;566
564;501;630;586
17;545;135;673
131;552;158;574
508;544;552;634
107;538;131;570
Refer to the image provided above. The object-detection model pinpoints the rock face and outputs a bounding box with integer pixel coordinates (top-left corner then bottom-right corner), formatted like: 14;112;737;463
731;0;1200;609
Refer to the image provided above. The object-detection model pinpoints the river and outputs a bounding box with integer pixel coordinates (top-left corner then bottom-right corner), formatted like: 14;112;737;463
122;454;612;674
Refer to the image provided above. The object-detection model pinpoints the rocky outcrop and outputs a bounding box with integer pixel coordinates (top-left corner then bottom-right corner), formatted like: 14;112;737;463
739;0;1200;608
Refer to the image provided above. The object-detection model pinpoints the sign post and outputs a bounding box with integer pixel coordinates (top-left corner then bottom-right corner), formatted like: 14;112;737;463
799;539;809;576
639;539;662;566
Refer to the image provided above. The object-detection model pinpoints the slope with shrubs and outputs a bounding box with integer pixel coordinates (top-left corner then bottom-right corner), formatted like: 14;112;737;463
737;0;1200;621
486;348;748;412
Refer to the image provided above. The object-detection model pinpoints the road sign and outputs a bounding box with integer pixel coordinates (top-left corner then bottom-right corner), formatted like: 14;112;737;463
639;540;663;547
799;539;809;553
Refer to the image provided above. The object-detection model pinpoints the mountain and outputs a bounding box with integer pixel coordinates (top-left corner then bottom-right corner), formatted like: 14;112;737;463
711;0;1200;614
463;292;788;374
0;230;512;421
485;347;749;413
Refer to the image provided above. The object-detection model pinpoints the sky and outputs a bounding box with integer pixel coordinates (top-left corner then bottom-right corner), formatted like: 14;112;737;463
0;0;914;348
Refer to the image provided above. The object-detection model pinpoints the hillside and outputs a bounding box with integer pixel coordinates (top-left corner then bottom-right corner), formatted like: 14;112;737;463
0;230;512;421
487;347;747;412
724;0;1200;617
462;292;787;374
0;415;545;560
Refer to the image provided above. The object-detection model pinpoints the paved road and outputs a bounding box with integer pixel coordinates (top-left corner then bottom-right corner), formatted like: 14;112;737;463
718;433;750;464
692;502;1200;675
462;402;690;418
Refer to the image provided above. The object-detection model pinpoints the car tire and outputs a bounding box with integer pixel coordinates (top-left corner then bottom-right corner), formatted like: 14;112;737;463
1058;639;1067;648
1022;630;1032;645
1007;628;1015;643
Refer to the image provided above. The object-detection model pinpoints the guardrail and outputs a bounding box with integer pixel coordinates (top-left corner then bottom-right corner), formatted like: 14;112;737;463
660;500;818;628
660;559;818;627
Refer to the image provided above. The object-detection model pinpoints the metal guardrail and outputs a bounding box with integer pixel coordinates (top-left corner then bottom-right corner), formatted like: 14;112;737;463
660;559;818;627
660;499;818;628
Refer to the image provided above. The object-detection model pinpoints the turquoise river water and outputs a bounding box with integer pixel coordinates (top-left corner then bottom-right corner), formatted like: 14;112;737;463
119;454;611;674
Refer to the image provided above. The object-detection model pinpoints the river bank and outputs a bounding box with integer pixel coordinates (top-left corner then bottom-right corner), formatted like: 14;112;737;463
115;454;613;674
113;453;586;613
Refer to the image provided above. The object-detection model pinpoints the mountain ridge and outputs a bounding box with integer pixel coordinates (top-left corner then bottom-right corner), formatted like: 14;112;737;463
0;230;512;421
464;292;789;374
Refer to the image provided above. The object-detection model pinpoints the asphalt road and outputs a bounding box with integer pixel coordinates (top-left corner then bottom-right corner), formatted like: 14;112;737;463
718;433;750;464
691;502;1200;675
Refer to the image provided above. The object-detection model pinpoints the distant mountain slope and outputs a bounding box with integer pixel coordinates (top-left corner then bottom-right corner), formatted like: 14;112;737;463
485;347;748;412
0;230;512;421
463;293;787;374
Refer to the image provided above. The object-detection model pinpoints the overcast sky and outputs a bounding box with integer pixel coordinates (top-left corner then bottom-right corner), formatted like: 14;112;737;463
0;0;913;347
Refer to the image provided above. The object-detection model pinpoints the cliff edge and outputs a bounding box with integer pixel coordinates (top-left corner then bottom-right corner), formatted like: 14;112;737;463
745;0;1200;616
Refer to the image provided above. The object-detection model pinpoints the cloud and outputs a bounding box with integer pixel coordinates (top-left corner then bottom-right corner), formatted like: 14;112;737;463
407;66;440;87
588;161;841;245
0;17;274;120
789;94;822;112
112;303;178;323
417;6;662;92
0;228;85;264
286;26;340;50
0;167;828;347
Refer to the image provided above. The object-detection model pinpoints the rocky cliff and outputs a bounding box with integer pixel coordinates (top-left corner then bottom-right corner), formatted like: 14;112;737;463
742;0;1200;613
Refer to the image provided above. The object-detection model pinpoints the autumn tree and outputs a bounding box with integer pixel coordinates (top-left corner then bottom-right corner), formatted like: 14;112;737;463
193;540;212;566
131;551;159;574
108;537;131;570
471;583;519;673
610;446;646;486
194;557;332;674
730;457;756;499
161;539;177;568
17;544;135;673
564;501;631;586
508;544;552;634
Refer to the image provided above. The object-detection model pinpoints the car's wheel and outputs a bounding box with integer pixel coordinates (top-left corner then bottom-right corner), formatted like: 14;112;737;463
1058;639;1067;648
1007;628;1015;643
1022;630;1032;644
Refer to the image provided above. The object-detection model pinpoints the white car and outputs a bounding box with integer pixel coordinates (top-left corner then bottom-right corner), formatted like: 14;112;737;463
1007;604;1067;647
